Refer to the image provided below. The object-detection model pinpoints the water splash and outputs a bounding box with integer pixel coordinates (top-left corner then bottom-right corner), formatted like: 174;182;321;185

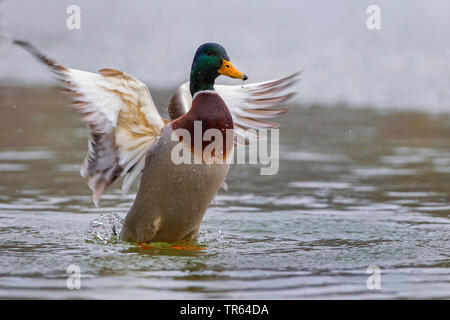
198;225;225;244
85;213;123;244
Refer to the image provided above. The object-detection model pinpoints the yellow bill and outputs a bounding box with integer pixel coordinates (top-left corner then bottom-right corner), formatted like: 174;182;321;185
218;59;248;80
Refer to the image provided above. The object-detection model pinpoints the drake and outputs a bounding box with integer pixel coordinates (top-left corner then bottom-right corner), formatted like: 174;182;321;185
14;41;299;243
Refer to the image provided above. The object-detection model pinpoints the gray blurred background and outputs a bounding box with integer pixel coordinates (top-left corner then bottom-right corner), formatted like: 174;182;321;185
0;0;449;111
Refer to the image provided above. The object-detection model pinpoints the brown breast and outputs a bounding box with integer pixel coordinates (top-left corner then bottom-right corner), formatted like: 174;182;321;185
171;91;234;161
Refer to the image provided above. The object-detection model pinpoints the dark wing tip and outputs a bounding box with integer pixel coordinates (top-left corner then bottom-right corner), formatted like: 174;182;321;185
14;39;67;73
14;40;41;57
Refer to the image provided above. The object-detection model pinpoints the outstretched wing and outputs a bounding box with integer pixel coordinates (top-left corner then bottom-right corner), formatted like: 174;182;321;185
15;40;165;206
169;72;300;144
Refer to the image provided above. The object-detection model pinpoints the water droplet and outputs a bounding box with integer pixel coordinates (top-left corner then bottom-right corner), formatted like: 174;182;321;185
85;213;123;244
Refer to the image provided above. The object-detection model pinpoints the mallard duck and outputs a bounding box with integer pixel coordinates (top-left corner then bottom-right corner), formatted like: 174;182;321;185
14;41;299;243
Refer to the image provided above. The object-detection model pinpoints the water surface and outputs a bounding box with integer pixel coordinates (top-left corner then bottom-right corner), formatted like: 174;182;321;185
0;87;449;299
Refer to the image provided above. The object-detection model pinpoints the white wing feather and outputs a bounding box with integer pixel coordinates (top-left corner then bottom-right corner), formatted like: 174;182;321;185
175;72;300;144
15;41;165;206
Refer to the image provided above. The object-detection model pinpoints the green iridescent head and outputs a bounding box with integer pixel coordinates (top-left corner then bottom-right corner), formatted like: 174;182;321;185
189;43;247;95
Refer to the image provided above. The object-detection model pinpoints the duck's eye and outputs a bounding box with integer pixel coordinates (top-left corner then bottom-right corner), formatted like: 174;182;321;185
206;51;213;56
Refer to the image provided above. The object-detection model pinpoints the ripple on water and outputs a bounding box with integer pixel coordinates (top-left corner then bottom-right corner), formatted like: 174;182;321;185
387;192;440;198
282;151;350;162
0;151;54;160
0;163;29;171
351;167;418;176
289;181;351;189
